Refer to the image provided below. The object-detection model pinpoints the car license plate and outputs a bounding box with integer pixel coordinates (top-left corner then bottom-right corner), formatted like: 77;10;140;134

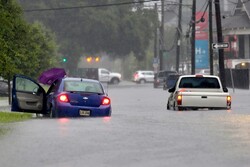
79;110;90;116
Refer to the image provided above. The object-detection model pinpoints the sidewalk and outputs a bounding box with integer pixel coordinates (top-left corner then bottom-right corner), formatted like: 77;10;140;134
0;99;11;111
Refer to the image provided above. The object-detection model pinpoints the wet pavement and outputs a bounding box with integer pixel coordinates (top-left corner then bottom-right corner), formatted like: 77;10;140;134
1;82;250;167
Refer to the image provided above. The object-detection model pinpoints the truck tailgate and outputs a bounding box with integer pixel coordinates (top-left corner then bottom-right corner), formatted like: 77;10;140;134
180;92;229;108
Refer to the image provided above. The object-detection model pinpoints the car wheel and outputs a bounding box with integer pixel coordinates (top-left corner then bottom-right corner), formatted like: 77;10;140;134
50;106;57;118
139;79;146;84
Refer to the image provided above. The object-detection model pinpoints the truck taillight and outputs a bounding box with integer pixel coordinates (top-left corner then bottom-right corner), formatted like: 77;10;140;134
227;96;231;106
177;95;182;105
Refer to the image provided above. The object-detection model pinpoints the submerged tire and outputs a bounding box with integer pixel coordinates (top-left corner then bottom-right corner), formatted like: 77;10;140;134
111;78;119;84
139;79;146;84
167;102;170;110
50;107;57;118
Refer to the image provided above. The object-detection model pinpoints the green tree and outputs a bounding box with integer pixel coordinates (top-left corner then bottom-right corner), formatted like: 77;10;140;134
20;22;59;77
18;0;157;73
0;0;58;79
0;0;58;103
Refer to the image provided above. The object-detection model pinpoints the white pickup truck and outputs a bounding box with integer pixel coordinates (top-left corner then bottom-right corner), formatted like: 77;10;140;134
98;68;122;84
167;75;231;111
75;68;122;84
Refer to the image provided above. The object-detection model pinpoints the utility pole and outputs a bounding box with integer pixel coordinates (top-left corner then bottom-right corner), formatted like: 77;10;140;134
154;3;159;74
154;3;158;60
191;0;196;74
176;0;182;73
209;0;214;75
214;0;226;86
159;0;165;70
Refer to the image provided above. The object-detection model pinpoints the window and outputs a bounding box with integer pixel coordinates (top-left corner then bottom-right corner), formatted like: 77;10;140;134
179;77;220;88
64;81;104;94
16;77;39;93
101;70;109;75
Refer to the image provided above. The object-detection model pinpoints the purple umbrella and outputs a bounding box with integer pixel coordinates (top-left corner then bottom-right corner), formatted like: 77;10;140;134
38;68;66;85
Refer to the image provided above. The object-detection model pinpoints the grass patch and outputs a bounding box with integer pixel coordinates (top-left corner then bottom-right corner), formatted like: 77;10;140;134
0;112;33;123
0;97;8;100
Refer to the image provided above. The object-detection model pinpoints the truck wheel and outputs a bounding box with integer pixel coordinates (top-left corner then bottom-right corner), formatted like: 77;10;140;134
167;102;170;110
111;78;119;84
174;103;183;111
174;103;178;111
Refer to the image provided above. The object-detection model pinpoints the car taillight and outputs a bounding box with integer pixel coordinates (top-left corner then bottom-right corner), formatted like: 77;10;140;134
134;74;138;79
177;95;182;105
227;96;231;106
58;94;69;103
102;97;110;105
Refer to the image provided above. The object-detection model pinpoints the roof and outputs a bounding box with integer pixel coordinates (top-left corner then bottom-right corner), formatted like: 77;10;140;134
243;1;250;18
222;0;250;31
222;12;250;29
179;75;219;79
63;77;100;83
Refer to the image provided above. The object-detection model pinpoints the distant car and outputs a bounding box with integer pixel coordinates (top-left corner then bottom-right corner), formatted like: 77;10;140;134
11;74;111;117
163;74;181;90
197;69;210;75
0;80;12;96
133;70;154;84
154;70;178;88
0;80;9;96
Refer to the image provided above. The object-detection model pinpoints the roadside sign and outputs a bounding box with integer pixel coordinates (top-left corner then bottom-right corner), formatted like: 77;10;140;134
212;42;229;49
196;40;209;69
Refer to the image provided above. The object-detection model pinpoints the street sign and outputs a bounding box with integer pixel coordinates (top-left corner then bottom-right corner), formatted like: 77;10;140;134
212;42;229;49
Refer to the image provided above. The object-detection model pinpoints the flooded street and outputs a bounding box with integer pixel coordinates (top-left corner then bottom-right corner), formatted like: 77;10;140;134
1;82;250;167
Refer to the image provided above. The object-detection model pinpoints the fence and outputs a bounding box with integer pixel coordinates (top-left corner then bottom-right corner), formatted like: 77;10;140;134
225;69;249;89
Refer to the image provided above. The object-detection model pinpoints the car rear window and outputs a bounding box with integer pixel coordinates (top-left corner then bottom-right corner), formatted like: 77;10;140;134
64;81;104;94
179;77;220;88
158;71;177;77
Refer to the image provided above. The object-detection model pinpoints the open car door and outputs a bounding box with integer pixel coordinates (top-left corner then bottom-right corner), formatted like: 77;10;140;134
11;74;47;114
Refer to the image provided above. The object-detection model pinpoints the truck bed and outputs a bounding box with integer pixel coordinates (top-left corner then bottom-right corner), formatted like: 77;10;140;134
180;91;229;108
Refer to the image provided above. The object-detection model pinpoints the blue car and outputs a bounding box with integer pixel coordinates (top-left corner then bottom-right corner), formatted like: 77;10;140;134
11;74;111;117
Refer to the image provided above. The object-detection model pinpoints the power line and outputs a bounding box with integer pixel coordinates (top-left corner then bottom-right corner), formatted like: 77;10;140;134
23;0;161;12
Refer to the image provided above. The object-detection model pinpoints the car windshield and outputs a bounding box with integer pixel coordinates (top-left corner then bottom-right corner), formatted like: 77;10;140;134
167;75;180;80
179;77;220;88
64;80;104;94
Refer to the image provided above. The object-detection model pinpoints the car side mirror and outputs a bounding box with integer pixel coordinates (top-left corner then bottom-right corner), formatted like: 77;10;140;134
168;87;175;93
223;87;228;92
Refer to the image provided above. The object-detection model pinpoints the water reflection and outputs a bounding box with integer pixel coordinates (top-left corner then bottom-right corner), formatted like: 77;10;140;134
58;118;70;137
103;116;111;123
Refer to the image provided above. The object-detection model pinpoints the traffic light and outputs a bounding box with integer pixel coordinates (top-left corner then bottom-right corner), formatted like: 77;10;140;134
85;56;100;63
95;57;100;62
62;58;67;62
86;57;92;63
